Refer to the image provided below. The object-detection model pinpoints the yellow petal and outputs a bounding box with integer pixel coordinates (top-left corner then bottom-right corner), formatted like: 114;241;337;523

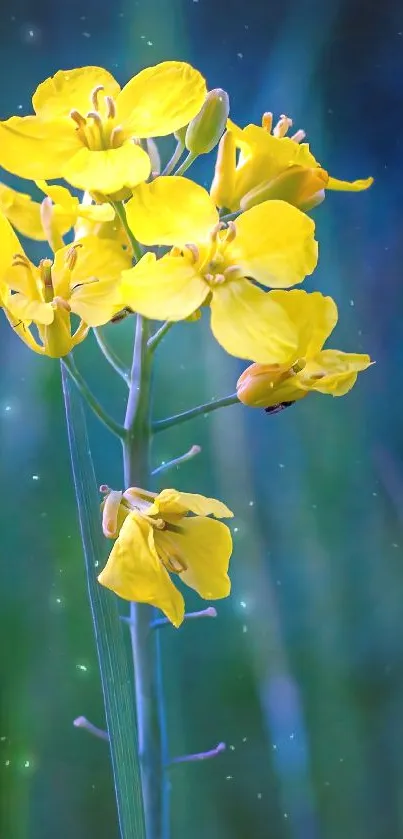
62;142;151;193
269;289;338;358
0;210;25;276
38;307;74;357
122;253;208;321
226;200;318;288
236;362;305;408
78;203;115;222
300;350;372;396
326;176;374;193
8;294;54;325
53;235;131;291
210;279;297;364
0;116;82;179
0;183;45;240
117;61;206;138
152;489;233;518
126;177;218;246
36;180;78;209
32;66;120;120
155;516;232;600
98;513;185;627
210;130;237;209
70;278;123;326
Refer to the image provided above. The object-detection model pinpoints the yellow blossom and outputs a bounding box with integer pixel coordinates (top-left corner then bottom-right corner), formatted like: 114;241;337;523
122;176;318;364
0;211;129;357
210;113;373;212
0;62;207;194
98;485;234;627
236;289;372;407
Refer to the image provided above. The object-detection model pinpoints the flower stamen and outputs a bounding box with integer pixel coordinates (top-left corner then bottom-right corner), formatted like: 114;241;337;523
105;95;116;119
91;85;104;111
184;243;200;264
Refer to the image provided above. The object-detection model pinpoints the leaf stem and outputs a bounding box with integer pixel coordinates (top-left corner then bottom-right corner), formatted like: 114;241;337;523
93;327;131;385
152;444;201;476
147;321;174;353
62;354;125;439
174;151;197;177
161;140;185;176
153;394;239;433
112;201;143;262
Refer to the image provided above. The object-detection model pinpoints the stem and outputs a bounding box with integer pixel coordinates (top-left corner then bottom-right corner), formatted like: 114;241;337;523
219;211;241;223
153;394;239;433
152;444;201;477
123;316;168;839
161;141;185;176
62;354;125;439
174;151;197;177
93;327;131;385
148;321;174;353
112;201;143;262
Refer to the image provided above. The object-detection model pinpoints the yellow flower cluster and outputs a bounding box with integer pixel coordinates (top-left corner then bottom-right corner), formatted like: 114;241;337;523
0;62;374;622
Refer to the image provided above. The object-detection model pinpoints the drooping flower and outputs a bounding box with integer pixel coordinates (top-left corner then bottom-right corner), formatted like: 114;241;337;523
0;211;129;357
236;289;372;408
0;62;207;194
210;114;373;212
121;176;318;364
98;485;234;627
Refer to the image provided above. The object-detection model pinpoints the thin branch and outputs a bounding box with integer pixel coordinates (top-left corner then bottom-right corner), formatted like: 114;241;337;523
73;716;109;742
161;140;185;176
174;151;197;177
62;355;125;439
153;394;239;433
220;211;241;223
111;201;143;262
93;327;131;385
152;444;201;476
148;321;174;353
150;607;217;630
168;742;226;767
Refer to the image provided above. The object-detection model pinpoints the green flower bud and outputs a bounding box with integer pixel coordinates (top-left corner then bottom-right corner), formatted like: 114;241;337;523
174;125;187;144
185;89;230;155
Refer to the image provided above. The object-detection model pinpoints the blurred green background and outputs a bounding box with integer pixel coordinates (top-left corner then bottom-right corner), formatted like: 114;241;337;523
0;1;402;837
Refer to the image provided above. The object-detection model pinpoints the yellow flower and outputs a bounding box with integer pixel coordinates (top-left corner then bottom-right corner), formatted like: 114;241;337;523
0;180;114;244
98;485;234;627
0;211;129;357
122;176;318;364
236;289;372;407
210;113;373;212
0;62;206;194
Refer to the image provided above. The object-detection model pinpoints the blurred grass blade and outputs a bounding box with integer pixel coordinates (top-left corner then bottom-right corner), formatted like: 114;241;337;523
61;364;146;839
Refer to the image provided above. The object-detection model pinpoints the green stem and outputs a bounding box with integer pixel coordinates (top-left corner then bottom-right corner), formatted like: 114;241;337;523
219;211;241;223
93;327;131;385
153;393;239;433
123;316;168;839
62;354;125;439
161;141;185;176
148;321;174;353
174;151;197;177
112;201;143;262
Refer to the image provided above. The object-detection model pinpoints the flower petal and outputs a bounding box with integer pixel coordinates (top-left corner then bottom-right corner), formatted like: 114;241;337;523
62;142;151;194
326;175;374;193
122;253;208;321
269;289;338;357
155;516;232;600
126;177;218;246
226;200;318;288
210;279;297;364
98;513;185;627
70;278;123;326
8;294;54;325
300;349;372;395
0;116;82;179
236;362;305;408
152;489;233;519
0;210;25;276
117;61;206;138
0;183;45;240
32;66;120;119
53;235;131;294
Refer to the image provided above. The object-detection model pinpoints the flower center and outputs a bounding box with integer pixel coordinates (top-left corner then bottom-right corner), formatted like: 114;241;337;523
262;111;306;144
175;221;244;287
69;85;125;151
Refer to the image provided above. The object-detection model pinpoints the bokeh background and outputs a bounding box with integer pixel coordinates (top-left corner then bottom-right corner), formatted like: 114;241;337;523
1;1;402;837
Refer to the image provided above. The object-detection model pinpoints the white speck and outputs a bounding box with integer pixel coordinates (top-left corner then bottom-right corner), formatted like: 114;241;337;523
279;463;285;469
339;757;344;763
372;492;378;497
5;760;10;766
140;34;146;39
237;52;243;58
80;15;86;19
242;737;247;742
289;733;295;740
229;745;235;751
76;664;88;672
257;792;262;799
82;31;91;38
284;813;288;819
350;299;355;306
324;781;330;786
94;560;99;568
147;40;153;46
0;736;6;741
242;625;248;633
272;744;277;750
225;775;233;780
56;598;62;605
32;475;39;481
4;405;11;412
392;543;399;549
17;105;23;110
28;29;34;37
240;600;247;609
24;760;30;768
248;500;254;506
312;504;317;509
233;527;239;533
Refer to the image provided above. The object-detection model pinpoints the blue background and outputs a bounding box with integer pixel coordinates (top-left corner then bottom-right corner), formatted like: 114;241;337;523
0;1;403;837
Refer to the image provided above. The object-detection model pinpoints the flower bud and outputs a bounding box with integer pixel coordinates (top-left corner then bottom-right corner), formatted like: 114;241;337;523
174;125;187;145
237;362;304;408
185;89;230;155
240;165;329;212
